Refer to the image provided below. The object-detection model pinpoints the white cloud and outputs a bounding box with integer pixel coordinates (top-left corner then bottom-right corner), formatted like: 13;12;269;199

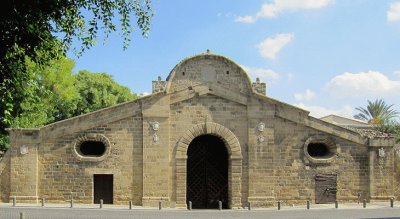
235;0;334;23
139;92;150;96
325;71;400;97
394;70;400;77
240;65;280;81
294;103;353;118
294;89;315;101
234;16;256;23
257;33;294;60
388;2;400;22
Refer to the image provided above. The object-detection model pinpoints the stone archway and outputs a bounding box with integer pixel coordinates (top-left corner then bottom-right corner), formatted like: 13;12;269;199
175;122;242;208
187;135;228;209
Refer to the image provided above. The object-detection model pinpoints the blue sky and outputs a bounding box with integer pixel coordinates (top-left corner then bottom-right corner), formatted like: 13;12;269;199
69;0;400;119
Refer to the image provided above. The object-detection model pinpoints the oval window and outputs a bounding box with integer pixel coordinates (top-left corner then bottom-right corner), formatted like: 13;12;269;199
73;134;111;161
304;137;338;164
307;143;332;158
79;141;106;156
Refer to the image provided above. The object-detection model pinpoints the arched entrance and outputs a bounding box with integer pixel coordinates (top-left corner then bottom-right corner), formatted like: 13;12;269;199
175;122;242;209
187;135;228;209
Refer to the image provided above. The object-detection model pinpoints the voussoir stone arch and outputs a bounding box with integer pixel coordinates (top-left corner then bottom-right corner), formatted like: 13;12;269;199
175;122;242;159
72;133;111;162
174;122;243;209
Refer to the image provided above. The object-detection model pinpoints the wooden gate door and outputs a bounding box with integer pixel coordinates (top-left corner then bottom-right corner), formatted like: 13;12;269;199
315;174;337;204
94;174;113;204
187;135;228;209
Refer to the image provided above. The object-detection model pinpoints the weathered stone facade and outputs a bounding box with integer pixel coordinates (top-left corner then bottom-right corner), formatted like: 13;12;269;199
0;53;396;208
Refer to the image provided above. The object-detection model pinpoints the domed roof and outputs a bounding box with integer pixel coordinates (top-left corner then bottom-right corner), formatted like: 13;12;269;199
165;52;253;94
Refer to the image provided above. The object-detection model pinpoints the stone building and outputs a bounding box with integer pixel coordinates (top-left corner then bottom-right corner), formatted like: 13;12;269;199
0;53;396;208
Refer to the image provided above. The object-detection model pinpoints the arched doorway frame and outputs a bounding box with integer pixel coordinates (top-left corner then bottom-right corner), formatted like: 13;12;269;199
175;122;242;208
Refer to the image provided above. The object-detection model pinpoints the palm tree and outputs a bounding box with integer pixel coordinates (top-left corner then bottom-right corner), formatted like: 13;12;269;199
354;99;399;125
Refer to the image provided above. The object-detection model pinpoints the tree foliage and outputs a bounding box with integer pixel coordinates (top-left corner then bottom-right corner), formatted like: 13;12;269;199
354;99;400;142
10;57;78;128
0;0;152;147
0;56;138;152
354;99;399;125
11;60;138;127
73;70;138;116
1;0;152;59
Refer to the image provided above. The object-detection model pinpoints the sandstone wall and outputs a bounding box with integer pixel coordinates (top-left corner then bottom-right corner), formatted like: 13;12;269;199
169;94;248;208
246;96;370;207
168;55;251;95
37;115;143;205
0;150;11;202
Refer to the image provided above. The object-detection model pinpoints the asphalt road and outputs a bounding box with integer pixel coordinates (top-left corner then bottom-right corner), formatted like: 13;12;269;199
2;207;400;219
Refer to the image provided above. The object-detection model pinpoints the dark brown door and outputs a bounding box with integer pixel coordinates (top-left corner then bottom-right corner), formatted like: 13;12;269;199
94;174;113;204
187;135;229;209
315;174;337;204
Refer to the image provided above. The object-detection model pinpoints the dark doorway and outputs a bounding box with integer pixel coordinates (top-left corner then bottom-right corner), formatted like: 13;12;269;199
94;174;113;204
187;135;229;209
315;174;337;204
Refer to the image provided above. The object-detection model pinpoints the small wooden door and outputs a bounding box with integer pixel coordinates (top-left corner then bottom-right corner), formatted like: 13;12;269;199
315;174;337;204
94;174;113;204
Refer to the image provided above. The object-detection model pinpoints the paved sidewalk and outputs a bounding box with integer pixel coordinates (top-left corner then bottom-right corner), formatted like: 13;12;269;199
0;200;398;211
1;202;400;219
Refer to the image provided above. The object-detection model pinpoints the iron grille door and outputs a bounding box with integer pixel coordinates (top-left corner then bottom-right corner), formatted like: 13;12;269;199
187;135;228;209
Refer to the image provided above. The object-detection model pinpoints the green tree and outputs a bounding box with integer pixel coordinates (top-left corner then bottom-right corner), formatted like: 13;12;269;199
2;51;79;128
11;57;79;128
73;70;138;115
0;0;153;145
354;99;399;126
354;99;400;142
0;57;140;152
0;56;78;151
1;0;152;66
